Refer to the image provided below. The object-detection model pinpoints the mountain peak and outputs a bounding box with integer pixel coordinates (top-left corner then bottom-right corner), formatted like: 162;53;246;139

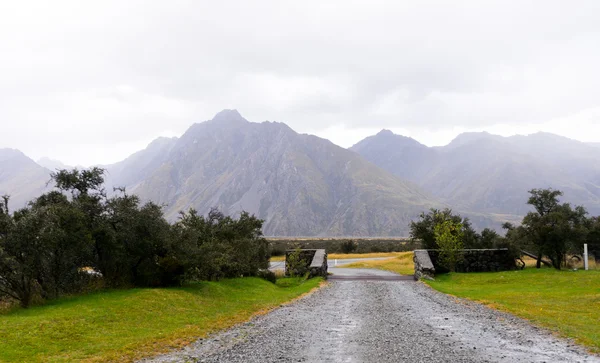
377;129;395;136
36;157;71;171
211;109;247;123
447;131;497;149
0;148;28;162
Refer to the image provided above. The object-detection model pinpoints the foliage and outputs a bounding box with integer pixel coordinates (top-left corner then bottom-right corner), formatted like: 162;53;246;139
285;248;308;277
268;237;411;254
0;168;270;308
585;216;600;260
522;188;588;269
172;208;269;281
409;208;479;249
426;269;600;352
434;219;464;272
0;277;322;362
340;239;357;253
256;269;277;283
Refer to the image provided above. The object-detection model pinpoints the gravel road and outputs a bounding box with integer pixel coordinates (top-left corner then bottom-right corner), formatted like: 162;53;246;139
143;270;599;363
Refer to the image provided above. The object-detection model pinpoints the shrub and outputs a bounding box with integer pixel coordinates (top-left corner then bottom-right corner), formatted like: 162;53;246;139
257;269;276;284
340;240;357;253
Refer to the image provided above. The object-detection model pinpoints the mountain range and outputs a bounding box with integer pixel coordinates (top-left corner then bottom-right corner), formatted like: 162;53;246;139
351;130;600;216
1;110;599;236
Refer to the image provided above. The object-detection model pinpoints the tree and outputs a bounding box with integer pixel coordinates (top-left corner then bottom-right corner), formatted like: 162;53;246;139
410;208;479;249
434;219;464;272
522;189;587;269
173;208;269;280
29;191;94;299
479;228;501;249
585;217;600;262
105;191;179;287
0;203;49;307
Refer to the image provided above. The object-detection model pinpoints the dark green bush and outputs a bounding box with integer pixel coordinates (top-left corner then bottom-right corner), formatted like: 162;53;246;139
256;269;276;284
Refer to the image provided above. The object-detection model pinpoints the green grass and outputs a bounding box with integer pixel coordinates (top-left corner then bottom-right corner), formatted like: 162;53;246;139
0;277;322;362
426;269;600;352
344;252;415;275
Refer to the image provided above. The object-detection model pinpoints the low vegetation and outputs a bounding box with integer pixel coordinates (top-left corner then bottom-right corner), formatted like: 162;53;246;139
0;168;271;308
410;188;600;271
0;277;322;362
426;269;600;352
268;237;412;256
344;252;414;275
270;251;407;262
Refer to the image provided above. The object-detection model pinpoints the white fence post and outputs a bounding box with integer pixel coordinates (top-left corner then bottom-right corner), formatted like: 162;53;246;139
584;244;589;271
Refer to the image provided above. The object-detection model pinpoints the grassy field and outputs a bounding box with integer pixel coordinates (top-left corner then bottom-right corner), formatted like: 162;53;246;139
343;252;414;275
426;269;600;352
270;251;409;262
0;277;322;362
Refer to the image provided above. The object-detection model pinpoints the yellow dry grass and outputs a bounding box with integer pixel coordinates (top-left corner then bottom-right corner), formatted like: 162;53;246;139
270;251;407;262
343;252;415;275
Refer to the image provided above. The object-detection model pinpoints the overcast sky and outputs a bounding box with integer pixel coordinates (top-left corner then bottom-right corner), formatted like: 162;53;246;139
1;1;599;166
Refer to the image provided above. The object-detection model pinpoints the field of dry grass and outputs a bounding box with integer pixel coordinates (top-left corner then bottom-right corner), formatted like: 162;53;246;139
270;251;407;262
343;252;415;275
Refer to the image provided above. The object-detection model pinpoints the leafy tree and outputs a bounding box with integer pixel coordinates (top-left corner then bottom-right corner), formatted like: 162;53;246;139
434;219;464;272
0;166;271;307
410;208;479;249
523;188;587;269
104;191;179;287
29;192;93;299
0;202;49;307
585;217;600;261
173;208;268;280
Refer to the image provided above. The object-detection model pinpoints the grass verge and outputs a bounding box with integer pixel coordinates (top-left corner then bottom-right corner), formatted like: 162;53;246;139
0;277;322;362
270;251;408;262
426;269;600;352
343;252;414;275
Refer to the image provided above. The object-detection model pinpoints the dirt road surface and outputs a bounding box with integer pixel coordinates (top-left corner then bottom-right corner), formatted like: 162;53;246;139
143;268;598;363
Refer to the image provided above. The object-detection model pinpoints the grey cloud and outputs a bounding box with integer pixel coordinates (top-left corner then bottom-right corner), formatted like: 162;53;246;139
1;0;599;164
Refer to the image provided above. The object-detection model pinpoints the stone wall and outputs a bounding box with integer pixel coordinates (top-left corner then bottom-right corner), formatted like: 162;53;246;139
413;250;435;280
414;249;516;279
285;249;328;278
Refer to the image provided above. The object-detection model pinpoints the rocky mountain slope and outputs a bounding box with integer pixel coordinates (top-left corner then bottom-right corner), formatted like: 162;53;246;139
351;131;600;216
0;149;51;210
5;111;598;235
103;110;442;236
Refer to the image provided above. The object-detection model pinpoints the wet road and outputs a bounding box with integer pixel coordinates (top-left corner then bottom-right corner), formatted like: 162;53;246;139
144;268;598;363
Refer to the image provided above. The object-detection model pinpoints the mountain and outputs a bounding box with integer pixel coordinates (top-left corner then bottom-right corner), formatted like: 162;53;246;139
351;131;600;216
103;136;178;192
103;110;442;236
36;157;72;171
350;130;437;181
0;149;52;210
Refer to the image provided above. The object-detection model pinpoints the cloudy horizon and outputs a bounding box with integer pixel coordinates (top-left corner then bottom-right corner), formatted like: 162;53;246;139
2;1;599;166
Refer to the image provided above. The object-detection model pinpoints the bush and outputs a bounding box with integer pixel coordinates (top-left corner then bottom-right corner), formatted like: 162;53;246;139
0;168;270;308
340;240;357;253
256;269;276;284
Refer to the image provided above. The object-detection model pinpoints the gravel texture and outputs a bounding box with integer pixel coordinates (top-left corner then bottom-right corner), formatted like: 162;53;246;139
142;271;599;363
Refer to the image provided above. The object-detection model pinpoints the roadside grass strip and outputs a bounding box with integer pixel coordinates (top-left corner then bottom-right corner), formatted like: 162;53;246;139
343;252;415;275
0;277;322;362
426;269;600;352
